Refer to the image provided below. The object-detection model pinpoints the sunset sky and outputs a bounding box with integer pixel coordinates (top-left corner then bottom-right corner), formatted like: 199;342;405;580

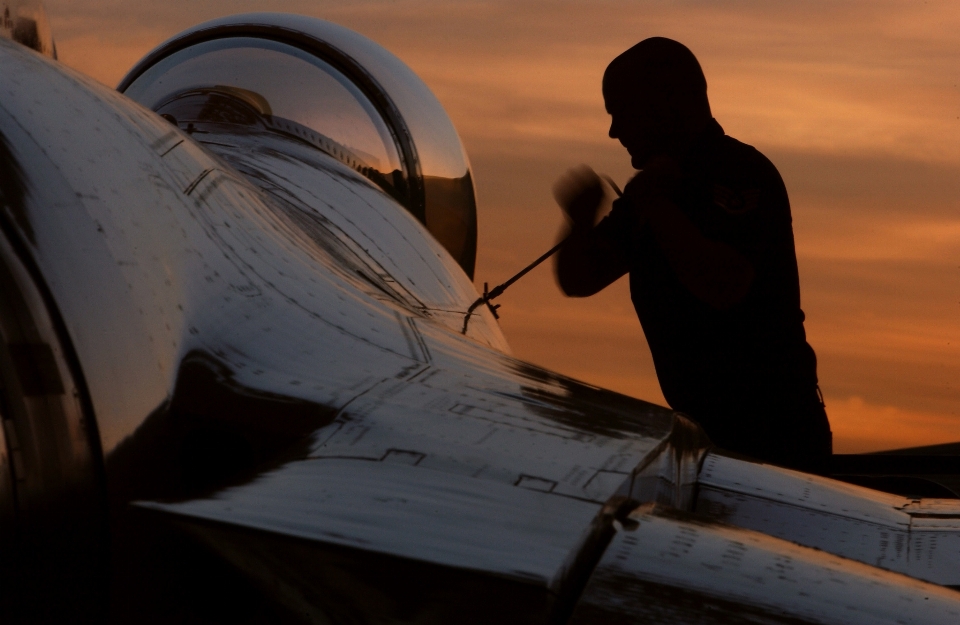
44;0;960;453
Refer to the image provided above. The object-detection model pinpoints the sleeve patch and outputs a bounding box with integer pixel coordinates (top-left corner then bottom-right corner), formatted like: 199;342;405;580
713;185;761;215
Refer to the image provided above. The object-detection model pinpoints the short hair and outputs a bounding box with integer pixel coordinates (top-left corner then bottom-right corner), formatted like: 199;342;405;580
603;38;709;111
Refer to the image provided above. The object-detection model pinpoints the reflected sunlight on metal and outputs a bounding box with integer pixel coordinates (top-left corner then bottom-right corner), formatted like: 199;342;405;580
119;13;479;278
124;37;407;202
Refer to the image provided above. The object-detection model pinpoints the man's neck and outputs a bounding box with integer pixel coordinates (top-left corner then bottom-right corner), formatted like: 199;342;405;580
663;116;719;163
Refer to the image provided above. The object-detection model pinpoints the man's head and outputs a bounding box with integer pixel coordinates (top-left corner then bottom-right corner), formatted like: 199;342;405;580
603;38;711;168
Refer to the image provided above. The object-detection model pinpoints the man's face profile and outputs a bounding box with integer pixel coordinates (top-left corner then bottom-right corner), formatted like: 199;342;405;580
604;86;673;170
602;38;711;170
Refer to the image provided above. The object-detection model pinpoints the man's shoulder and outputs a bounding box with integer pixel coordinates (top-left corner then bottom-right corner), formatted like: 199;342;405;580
699;135;789;218
710;134;783;184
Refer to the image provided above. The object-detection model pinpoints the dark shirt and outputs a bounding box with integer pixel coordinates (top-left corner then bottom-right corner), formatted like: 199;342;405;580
595;120;825;451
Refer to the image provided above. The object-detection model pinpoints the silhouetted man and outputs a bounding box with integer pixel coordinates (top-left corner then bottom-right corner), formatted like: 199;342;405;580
554;38;831;470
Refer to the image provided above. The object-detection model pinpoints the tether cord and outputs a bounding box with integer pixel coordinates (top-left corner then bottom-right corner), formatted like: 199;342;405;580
461;175;622;334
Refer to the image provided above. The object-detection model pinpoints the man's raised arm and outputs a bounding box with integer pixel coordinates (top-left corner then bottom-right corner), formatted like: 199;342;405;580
553;166;630;297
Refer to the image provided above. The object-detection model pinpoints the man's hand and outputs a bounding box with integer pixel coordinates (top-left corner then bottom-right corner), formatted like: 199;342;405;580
553;165;607;229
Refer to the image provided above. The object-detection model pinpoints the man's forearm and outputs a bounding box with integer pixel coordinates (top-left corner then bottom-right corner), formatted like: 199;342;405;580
555;222;629;297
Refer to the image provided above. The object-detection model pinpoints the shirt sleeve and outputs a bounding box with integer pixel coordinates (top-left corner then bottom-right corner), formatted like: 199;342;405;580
591;196;641;256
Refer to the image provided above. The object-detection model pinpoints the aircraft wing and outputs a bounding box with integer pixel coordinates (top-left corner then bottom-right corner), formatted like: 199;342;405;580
0;12;959;624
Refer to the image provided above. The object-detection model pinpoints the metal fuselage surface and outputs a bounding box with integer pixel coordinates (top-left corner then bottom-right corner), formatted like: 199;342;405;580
0;33;681;622
1;16;959;625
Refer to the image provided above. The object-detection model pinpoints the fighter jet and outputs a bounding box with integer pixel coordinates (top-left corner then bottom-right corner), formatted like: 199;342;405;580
1;7;959;624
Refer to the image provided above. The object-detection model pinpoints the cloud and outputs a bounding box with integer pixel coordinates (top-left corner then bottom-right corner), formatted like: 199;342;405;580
828;395;959;453
48;1;960;162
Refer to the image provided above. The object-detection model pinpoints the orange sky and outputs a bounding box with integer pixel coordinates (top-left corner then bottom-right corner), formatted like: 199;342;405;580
45;0;960;452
